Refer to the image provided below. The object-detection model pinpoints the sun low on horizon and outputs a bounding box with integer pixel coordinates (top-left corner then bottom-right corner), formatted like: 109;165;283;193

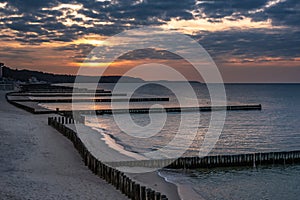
0;0;299;82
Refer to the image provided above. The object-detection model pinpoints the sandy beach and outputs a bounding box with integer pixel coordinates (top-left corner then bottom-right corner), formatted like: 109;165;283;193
0;91;181;200
67;121;181;200
0;91;126;199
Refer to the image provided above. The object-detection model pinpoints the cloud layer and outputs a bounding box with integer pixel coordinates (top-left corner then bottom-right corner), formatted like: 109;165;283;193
0;0;299;81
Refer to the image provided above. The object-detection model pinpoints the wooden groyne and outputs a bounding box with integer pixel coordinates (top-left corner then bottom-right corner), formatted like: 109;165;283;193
58;104;262;117
19;83;112;94
9;92;127;97
94;104;262;115
108;151;300;169
48;116;300;177
48;116;300;199
0;84;14;90
61;104;262;116
12;97;170;103
6;90;262;116
6;93;55;114
48;116;168;200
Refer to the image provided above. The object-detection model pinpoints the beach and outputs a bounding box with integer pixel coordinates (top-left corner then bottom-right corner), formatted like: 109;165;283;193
0;91;181;200
2;83;300;200
1;0;299;199
0;91;126;199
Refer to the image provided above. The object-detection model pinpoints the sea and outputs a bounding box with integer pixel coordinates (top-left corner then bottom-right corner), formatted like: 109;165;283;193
42;83;300;200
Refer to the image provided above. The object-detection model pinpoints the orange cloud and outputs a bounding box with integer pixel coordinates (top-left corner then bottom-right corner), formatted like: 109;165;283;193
161;16;285;35
222;56;300;67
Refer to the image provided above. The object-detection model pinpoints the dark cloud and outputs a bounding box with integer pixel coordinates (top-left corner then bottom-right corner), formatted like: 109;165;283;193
0;46;37;61
53;43;96;62
3;0;57;12
197;28;300;63
54;45;184;63
119;48;183;60
104;0;195;21
194;0;300;28
0;47;35;54
251;0;300;27
0;0;195;43
0;0;299;63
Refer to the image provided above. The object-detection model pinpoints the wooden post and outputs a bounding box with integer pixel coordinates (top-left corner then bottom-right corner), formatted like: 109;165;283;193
122;175;126;194
116;171;120;189
135;183;141;200
146;189;151;200
155;192;161;200
150;190;155;200
131;182;136;200
141;186;146;200
126;177;131;197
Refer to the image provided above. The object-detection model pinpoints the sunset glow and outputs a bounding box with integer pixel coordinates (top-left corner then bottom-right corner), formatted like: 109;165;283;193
0;0;299;82
162;17;283;35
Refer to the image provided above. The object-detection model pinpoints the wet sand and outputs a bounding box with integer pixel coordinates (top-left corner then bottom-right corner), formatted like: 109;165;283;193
67;120;181;199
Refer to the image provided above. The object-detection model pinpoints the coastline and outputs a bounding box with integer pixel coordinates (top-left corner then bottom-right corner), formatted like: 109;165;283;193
75;120;182;199
99;130;183;199
127;171;181;200
0;90;181;199
0;91;126;199
83;118;208;200
158;170;205;200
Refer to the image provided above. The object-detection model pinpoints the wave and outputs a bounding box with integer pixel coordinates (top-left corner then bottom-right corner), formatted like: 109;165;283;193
92;127;146;160
158;169;205;200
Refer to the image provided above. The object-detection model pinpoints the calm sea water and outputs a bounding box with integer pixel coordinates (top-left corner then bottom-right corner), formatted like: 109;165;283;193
77;83;300;156
43;83;300;199
159;165;300;200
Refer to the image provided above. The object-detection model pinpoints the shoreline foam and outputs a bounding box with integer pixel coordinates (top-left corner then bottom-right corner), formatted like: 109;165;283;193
92;126;146;160
158;170;205;200
83;121;182;199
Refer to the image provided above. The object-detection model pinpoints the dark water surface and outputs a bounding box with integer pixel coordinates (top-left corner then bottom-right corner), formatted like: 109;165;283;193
44;83;300;199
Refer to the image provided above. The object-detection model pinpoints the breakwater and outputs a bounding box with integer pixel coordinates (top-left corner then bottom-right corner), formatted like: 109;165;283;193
108;151;300;169
6;93;55;114
6;90;262;115
0;84;14;90
13;97;170;103
9;92;126;97
48;116;168;200
48;115;300;199
93;104;262;115
60;105;262;116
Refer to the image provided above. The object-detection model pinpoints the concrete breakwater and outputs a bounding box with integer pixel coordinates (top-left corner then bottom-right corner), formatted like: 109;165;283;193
48;116;168;200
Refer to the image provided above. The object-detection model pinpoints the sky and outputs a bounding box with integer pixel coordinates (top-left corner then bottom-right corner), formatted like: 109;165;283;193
0;0;299;82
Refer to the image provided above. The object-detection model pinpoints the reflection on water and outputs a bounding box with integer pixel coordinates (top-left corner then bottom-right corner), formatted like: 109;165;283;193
42;83;300;199
160;165;300;200
42;84;300;156
88;84;300;200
